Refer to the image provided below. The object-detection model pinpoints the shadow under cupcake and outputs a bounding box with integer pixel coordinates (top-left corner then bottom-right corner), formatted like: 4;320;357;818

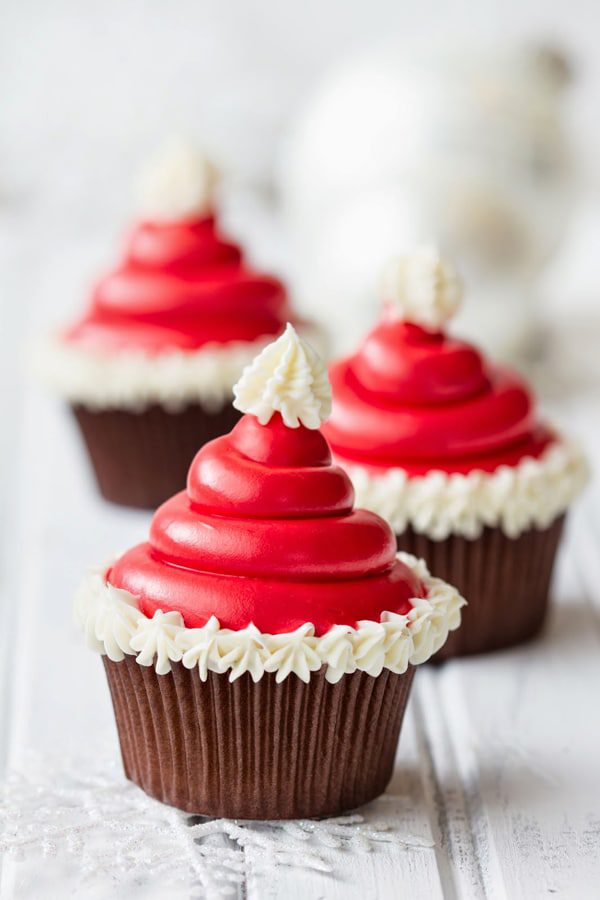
324;247;588;659
76;325;463;818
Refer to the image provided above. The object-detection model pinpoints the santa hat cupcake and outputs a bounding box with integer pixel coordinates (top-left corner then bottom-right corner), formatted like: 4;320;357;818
76;325;463;819
324;247;588;659
34;138;322;508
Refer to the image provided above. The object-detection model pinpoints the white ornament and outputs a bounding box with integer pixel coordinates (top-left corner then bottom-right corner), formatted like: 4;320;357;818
136;136;218;221
281;41;575;357
382;246;462;329
232;322;331;429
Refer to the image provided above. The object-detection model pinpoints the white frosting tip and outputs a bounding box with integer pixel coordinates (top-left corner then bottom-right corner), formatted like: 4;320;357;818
232;323;332;429
136;136;218;221
382;246;463;330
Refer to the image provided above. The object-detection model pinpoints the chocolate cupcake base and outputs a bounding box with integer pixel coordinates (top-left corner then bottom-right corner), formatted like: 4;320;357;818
72;402;242;509
398;516;565;660
103;656;415;819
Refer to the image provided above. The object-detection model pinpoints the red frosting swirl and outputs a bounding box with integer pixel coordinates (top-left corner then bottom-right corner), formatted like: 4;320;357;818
109;413;426;634
324;313;555;475
64;215;295;354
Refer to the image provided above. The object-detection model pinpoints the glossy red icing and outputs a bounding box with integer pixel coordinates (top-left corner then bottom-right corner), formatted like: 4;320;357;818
64;215;295;354
324;312;556;475
109;414;426;633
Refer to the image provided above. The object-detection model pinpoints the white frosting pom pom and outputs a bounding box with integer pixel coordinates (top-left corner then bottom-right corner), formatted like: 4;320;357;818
382;246;463;330
136;136;218;221
232;323;331;429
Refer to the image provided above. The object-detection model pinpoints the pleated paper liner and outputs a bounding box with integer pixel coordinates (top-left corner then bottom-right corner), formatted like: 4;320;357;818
398;515;565;660
103;656;415;819
72;402;241;509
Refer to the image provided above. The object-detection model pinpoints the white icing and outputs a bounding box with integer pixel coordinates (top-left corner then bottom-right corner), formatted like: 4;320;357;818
351;621;387;677
316;625;356;683
379;613;412;674
75;565;143;662
32;326;324;413
129;610;185;676
263;624;322;683
382;246;462;329
232;323;331;429
404;580;464;663
136;137;218;222
75;554;465;680
212;623;270;683
179;615;223;680
343;437;588;540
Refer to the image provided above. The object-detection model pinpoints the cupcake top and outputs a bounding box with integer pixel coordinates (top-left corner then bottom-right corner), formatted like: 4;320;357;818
66;138;290;355
77;326;464;681
36;139;318;412
324;247;588;539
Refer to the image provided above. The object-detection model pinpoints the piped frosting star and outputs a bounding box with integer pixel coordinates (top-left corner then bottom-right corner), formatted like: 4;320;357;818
264;624;322;683
130;609;185;675
136;136;218;221
233;323;331;429
75;569;142;662
382;246;462;330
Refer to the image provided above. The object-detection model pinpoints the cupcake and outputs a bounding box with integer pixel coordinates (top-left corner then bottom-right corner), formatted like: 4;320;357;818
324;248;588;659
35;139;321;508
76;325;463;818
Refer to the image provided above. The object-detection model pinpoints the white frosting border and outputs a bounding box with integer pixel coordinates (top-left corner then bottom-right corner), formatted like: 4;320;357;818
75;553;465;682
341;437;588;540
32;325;324;413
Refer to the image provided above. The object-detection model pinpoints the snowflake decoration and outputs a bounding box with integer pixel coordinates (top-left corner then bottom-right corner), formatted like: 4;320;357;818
0;755;434;898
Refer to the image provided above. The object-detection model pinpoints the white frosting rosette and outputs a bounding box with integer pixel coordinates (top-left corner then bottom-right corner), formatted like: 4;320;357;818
346;439;589;541
76;553;465;682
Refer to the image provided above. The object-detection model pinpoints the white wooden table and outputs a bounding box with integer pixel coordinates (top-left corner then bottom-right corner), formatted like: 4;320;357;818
1;193;599;899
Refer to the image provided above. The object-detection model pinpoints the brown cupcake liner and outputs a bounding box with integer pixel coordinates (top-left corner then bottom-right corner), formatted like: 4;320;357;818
397;515;565;660
103;656;415;819
72;402;241;509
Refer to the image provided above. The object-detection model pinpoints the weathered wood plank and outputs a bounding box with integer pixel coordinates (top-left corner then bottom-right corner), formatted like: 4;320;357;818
244;707;446;900
421;509;600;900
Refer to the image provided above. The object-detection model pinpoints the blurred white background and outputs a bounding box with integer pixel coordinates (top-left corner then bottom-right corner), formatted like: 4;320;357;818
2;0;600;183
1;1;600;353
